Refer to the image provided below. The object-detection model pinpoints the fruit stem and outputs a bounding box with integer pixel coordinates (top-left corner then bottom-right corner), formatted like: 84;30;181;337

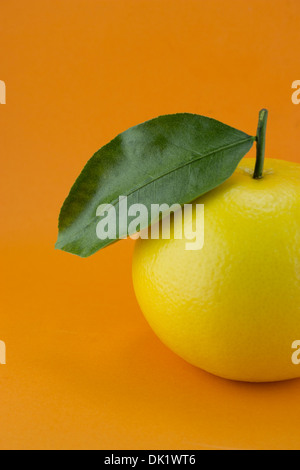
253;109;268;179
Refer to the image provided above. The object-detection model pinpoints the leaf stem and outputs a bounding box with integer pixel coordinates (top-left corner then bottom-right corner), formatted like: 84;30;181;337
253;109;268;179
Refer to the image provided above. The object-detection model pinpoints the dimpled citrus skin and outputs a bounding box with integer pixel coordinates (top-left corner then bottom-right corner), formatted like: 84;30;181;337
132;159;300;382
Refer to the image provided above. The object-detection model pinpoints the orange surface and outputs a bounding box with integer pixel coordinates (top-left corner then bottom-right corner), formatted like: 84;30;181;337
1;0;300;450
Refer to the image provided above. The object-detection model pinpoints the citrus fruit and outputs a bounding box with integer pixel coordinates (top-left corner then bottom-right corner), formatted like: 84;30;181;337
132;158;300;382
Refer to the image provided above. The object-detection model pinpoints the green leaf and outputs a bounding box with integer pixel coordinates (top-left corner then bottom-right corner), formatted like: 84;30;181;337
56;113;255;257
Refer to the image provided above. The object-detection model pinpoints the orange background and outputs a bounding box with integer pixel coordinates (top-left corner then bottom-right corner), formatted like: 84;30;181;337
1;0;300;450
